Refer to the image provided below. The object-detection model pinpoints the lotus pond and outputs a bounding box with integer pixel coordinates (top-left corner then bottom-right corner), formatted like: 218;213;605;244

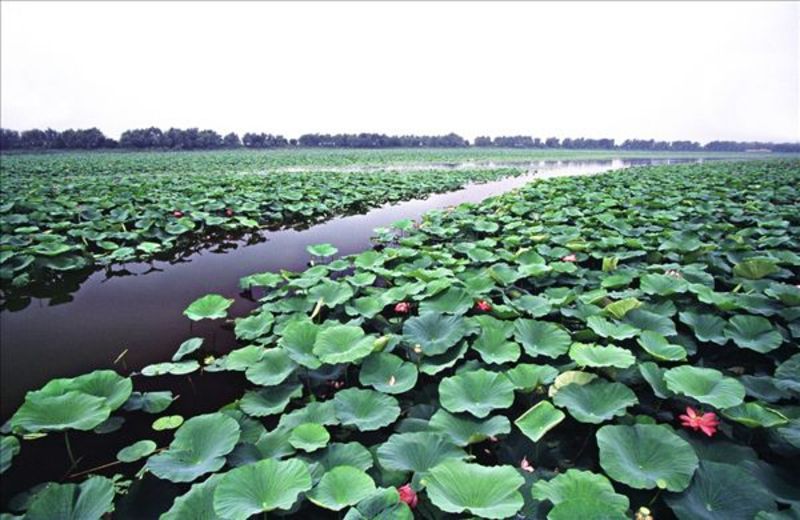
1;159;800;519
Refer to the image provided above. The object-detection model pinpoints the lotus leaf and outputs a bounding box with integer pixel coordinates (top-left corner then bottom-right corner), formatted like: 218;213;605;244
358;353;418;394
438;369;515;418
664;366;745;409
376;432;465;474
333;388;401;431
307;466;377;511
183;294;234;321
514;400;565;442
597;424;699;491
532;469;630;520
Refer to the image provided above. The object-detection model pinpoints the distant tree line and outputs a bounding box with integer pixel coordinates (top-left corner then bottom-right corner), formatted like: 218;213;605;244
1;127;798;152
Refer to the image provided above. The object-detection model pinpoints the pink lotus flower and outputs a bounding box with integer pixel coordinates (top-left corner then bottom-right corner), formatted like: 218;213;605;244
225;208;234;216
475;299;492;312
561;254;578;262
520;456;534;473
679;406;719;437
397;484;418;508
394;302;411;314
173;211;184;218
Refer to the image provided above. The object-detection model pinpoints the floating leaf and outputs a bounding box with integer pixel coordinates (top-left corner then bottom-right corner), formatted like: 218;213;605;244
240;384;303;417
513;319;571;358
1;436;20;474
313;325;375;365
162;474;222;520
553;380;638;424
438;369;515;418
358;353;418;394
183;294;235;321
307;243;339;257
289;423;330;452
245;349;297;387
636;331;687;361
723;315;783;353
307;466;377;511
423;460;525;519
514;400;565;442
376;432;465;474
597;424;699;491
116;440;157;463
568;342;635;369
428;410;511;446
24;476;115;520
213;458;313;518
153;415;184;431
733;258;779;280
333;388;401;431
586;316;639;340
402;312;469;356
532;469;630;520
146;413;240;482
721;402;789;428
172;337;204;361
664;366;745;409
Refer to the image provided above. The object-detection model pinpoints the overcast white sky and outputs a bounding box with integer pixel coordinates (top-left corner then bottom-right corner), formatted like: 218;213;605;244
1;1;798;142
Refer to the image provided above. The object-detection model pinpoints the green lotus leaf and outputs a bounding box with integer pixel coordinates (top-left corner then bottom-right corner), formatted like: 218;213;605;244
309;280;355;308
239;271;284;290
162;474;223;520
23;476;115;520
639;361;673;398
514;400;565;442
183;294;234;321
153;415;184;431
723;315;783;353
553;380;638;424
568;342;636;369
665;461;777;520
547;370;597;397
423;460;525;519
439;369;515;418
532;469;630;520
623;308;677;336
252;427;295;459
279;319;322;369
240;383;303;417
34;370;132;412
11;391;111;433
678;310;728;345
245;348;297;387
733;258;780;280
1;436;20;474
289;423;330;452
664;366;745;409
342;487;412;520
640;273;689;295
721;402;789;428
358;353;418;394
418;341;468;375
376;432;465;474
116;439;157;463
597;424;699;491
586;316;639;340
234;311;275;341
505;363;558;392
402;312;469;356
347;296;385;319
313;325;375;365
213;458;313;518
146;413;240;482
303;442;374;473
172;337;204;361
512;294;553;318
603;298;642;319
765;282;800;306
278;400;340;430
333;388;400;431
221;345;266;371
471;322;520;364
418;287;474;315
637;331;687;361
428;410;511;446
308;466;377;511
775;354;800;393
513;319;571;358
141;360;199;377
307;243;339;257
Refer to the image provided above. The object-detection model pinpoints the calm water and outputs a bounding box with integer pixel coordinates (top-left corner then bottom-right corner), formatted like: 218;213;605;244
0;158;705;417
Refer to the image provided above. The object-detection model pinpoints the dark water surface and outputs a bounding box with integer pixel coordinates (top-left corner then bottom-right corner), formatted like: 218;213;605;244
0;158;706;418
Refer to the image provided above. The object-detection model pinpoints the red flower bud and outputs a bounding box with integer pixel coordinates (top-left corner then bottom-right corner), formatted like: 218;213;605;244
397;484;418;508
173;211;184;218
394;302;411;314
475;299;492;312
